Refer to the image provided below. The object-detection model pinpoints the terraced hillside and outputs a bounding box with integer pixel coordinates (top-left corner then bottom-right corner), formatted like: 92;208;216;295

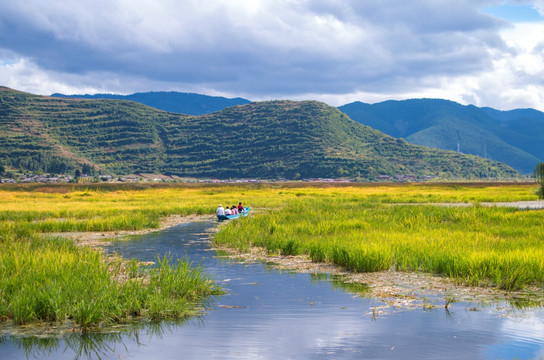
0;87;518;179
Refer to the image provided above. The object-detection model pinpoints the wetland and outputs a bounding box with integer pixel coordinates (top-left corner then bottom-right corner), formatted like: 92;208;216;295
1;182;544;359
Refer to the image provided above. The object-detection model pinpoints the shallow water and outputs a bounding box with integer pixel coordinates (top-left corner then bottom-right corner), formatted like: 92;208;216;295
2;221;544;360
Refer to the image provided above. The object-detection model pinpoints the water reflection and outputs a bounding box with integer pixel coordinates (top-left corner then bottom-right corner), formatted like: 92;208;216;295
2;221;544;360
2;321;189;360
310;273;371;297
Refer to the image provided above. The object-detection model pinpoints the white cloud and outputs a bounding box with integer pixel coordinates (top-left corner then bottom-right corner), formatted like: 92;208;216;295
454;21;544;110
1;0;544;110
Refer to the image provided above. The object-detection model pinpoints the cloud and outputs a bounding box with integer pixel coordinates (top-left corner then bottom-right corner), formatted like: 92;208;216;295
532;0;544;14
1;0;544;110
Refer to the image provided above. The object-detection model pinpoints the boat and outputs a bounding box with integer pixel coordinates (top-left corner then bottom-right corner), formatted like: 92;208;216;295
217;207;251;221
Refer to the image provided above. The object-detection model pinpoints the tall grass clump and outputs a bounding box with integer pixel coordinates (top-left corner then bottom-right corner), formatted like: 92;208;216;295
0;230;222;331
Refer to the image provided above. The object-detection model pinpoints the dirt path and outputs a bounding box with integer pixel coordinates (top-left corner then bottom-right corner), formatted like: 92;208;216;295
481;200;544;209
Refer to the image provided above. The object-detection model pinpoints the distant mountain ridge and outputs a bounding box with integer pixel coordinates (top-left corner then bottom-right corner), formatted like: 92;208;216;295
51;91;251;115
0;87;516;180
338;99;544;174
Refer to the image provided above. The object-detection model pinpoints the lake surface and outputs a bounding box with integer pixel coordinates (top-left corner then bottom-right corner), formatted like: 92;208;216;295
2;221;544;359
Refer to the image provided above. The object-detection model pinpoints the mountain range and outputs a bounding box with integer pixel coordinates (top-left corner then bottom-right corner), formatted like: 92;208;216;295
338;99;544;174
0;87;516;180
53;92;544;174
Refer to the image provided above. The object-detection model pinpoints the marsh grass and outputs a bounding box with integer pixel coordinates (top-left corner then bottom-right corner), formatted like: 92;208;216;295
213;183;544;291
0;185;242;330
1;182;541;330
0;229;222;330
0;185;241;330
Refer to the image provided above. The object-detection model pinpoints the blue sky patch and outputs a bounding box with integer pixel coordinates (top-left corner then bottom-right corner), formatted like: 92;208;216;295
484;4;543;22
1;59;16;66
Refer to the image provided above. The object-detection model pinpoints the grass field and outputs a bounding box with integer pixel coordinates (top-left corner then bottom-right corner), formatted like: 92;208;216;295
1;182;542;330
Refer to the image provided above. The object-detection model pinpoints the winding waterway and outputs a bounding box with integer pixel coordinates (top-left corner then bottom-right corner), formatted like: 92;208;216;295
2;221;544;359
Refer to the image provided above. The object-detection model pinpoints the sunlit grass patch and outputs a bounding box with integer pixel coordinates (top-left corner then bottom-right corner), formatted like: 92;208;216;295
213;184;544;291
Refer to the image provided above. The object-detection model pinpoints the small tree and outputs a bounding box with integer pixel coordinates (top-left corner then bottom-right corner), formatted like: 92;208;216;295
82;163;94;176
534;162;544;199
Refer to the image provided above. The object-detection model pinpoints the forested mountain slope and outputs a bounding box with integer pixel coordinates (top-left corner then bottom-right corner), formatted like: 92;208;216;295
339;99;544;173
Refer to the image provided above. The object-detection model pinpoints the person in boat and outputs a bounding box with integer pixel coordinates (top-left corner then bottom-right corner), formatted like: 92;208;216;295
237;202;244;213
225;206;232;216
231;206;238;215
216;204;225;217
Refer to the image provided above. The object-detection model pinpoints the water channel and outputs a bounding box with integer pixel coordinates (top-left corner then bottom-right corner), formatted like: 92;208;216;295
2;221;544;359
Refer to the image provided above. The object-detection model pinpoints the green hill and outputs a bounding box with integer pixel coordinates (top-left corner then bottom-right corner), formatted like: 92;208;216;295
51;91;250;115
338;99;544;173
0;87;517;180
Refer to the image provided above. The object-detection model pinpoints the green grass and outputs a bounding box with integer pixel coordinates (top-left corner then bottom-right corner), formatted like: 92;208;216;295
0;186;226;331
214;187;544;291
0;230;222;330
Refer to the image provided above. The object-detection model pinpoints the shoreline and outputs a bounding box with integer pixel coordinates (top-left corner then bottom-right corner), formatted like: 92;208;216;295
213;244;544;313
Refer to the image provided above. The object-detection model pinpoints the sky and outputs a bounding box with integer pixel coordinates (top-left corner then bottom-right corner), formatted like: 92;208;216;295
1;0;544;110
